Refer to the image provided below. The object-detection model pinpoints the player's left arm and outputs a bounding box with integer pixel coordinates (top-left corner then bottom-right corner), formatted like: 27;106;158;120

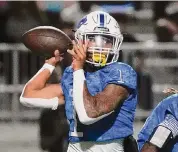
68;40;135;124
72;68;131;125
83;82;129;118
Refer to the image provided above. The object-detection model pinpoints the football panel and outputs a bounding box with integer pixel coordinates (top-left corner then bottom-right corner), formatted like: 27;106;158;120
22;26;73;56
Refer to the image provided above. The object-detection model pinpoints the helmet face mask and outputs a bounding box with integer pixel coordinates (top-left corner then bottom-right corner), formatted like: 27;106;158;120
75;11;123;67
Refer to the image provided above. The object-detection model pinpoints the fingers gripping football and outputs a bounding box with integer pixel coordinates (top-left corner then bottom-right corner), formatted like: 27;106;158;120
45;50;64;66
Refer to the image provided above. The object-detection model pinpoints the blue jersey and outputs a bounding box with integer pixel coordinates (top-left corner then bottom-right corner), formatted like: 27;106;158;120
61;62;137;142
137;94;178;152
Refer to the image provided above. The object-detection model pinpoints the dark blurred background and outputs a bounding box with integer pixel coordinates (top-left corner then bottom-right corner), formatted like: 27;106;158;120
0;1;178;152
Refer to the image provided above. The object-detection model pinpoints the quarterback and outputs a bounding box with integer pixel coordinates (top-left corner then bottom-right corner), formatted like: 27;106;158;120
20;11;138;152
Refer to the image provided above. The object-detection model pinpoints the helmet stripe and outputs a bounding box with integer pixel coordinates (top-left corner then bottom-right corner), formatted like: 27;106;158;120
99;13;105;27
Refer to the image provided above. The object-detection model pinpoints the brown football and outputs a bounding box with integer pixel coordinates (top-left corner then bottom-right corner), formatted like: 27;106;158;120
22;26;73;57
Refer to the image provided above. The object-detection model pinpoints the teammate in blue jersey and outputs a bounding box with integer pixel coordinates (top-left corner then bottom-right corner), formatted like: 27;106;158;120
20;11;138;152
138;88;178;152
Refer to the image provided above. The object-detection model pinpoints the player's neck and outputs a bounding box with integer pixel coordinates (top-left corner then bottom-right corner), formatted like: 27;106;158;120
84;63;104;73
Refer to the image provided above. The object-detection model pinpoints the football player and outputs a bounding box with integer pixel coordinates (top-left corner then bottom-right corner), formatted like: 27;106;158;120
138;88;178;152
20;11;138;152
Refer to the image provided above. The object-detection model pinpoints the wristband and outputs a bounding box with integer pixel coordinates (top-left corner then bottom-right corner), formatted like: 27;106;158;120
149;125;172;148
42;63;55;74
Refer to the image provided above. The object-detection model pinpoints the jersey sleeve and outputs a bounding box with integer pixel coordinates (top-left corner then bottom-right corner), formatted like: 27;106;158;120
159;113;178;137
103;63;137;91
137;110;160;150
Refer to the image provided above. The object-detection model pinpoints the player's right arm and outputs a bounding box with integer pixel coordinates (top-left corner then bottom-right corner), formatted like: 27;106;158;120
20;50;65;109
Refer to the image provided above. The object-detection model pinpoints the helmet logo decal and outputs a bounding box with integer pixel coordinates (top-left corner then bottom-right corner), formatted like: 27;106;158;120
77;17;87;28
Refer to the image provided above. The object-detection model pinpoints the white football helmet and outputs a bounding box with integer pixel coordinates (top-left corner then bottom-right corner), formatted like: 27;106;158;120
75;11;123;67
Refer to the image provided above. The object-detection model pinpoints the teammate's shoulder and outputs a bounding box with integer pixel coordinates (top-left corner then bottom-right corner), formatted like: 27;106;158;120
157;94;178;108
164;93;178;102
